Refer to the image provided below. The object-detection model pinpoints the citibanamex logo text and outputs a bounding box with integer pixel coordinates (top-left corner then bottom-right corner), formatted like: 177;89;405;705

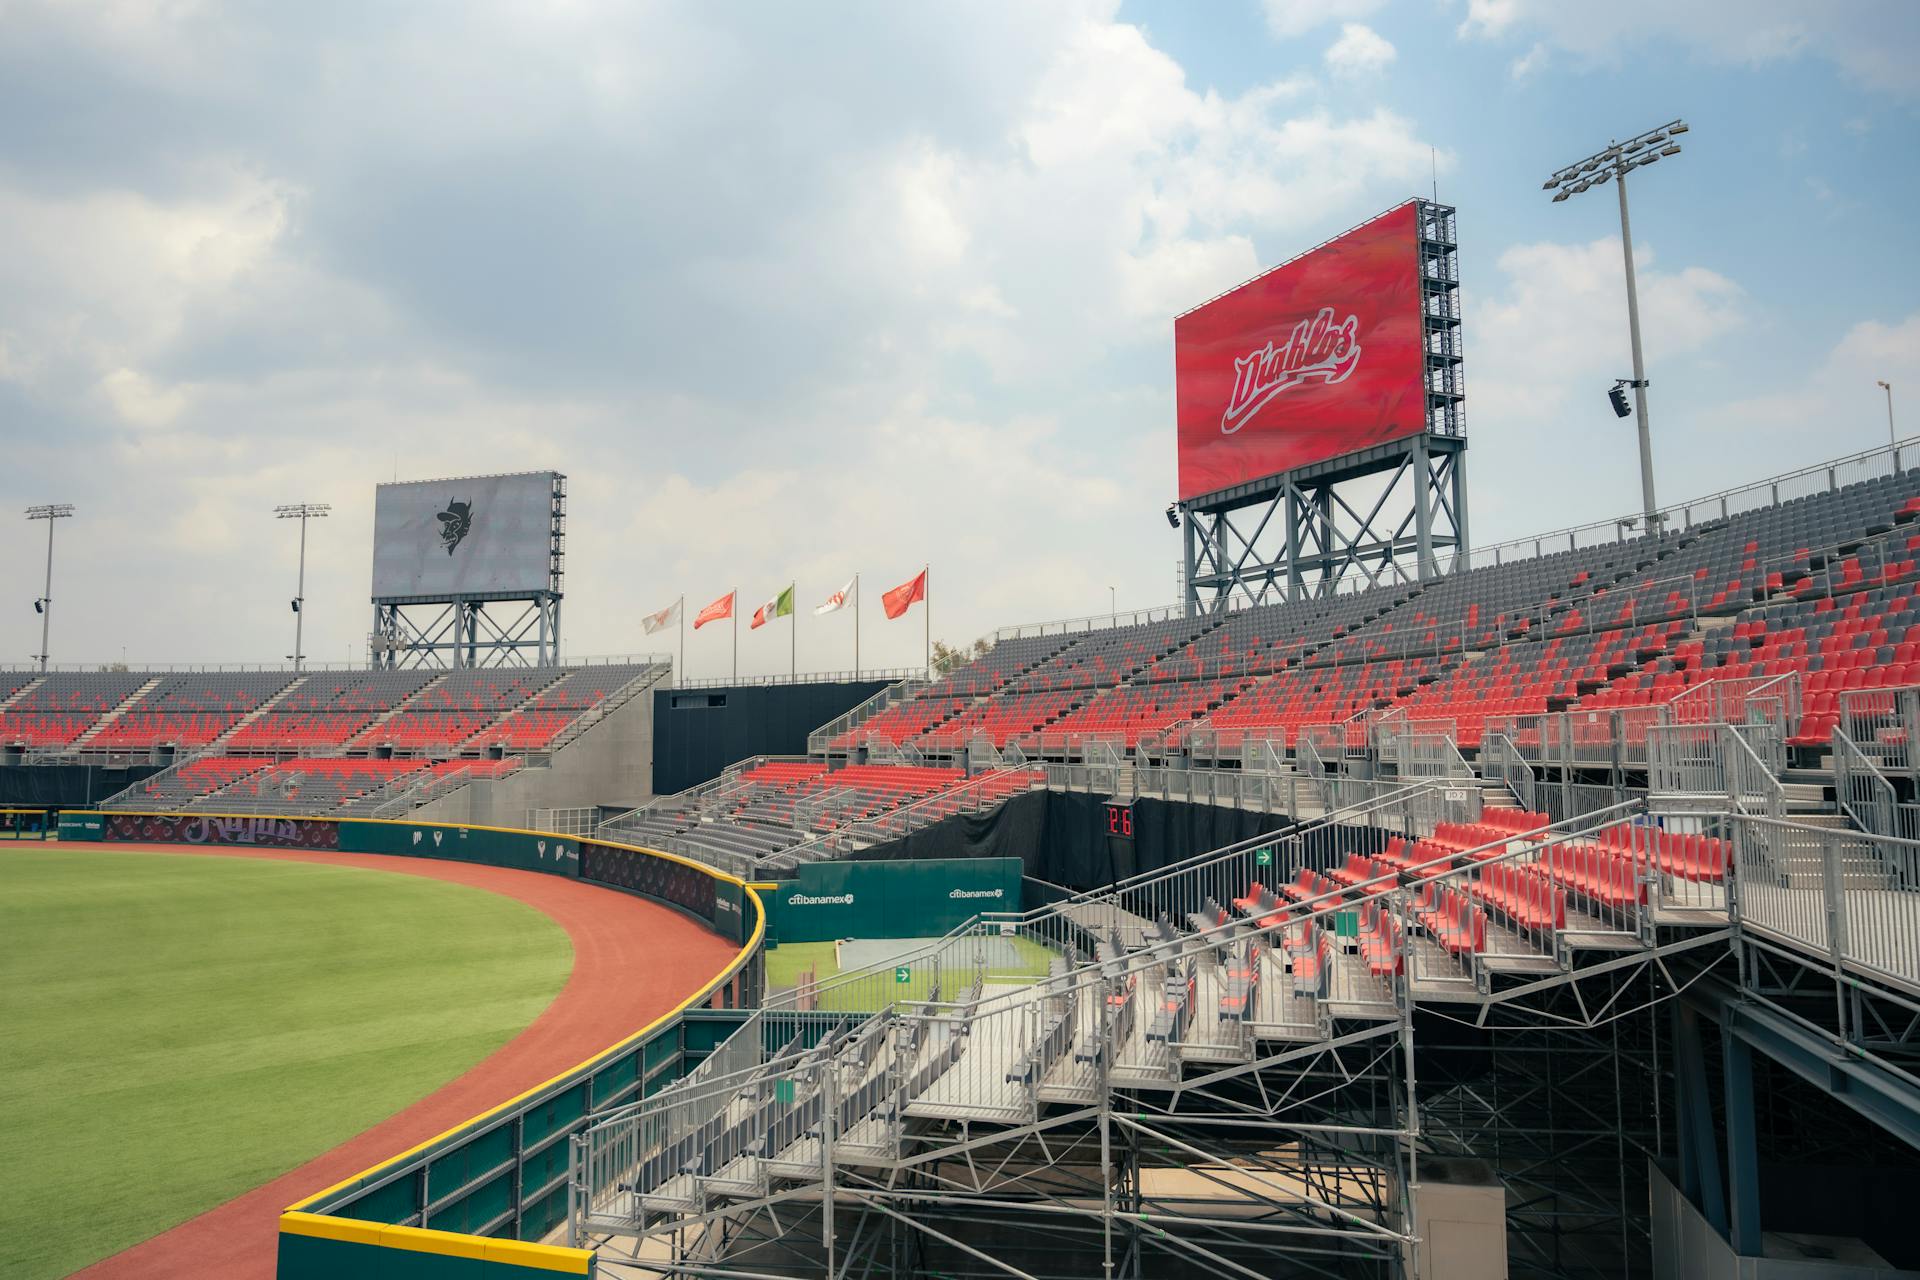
787;893;855;906
948;888;1004;900
1220;306;1362;435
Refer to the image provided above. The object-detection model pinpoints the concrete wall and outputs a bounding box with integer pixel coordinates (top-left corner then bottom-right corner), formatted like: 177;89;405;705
412;682;656;827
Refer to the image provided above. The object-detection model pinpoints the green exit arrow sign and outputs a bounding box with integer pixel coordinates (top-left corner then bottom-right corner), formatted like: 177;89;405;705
1255;848;1273;867
894;966;911;984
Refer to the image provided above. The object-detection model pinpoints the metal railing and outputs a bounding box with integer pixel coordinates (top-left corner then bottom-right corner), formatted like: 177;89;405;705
1727;813;1920;997
1483;733;1535;812
771;766;1046;866
1432;435;1920;577
676;666;922;691
1839;685;1920;776
807;678;929;754
1832;728;1914;841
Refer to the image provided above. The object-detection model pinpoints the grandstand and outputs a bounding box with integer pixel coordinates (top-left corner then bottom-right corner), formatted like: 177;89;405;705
1;660;673;818
596;451;1920;878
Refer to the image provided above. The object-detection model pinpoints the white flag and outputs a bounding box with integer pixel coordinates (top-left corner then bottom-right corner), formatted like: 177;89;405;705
641;599;681;634
814;577;856;616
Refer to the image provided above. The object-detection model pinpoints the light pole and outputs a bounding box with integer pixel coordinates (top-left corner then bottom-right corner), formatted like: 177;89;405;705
1880;380;1896;455
25;504;74;673
275;503;330;671
1108;585;1116;625
1546;118;1689;529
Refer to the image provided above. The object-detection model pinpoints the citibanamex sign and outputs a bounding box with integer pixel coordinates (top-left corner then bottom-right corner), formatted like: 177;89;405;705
1221;306;1362;435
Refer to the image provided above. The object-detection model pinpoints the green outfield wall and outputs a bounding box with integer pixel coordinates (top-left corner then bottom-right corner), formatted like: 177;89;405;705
61;810;766;1280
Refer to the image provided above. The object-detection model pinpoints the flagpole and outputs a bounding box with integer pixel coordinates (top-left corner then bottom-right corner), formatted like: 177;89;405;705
789;582;796;680
924;563;931;679
731;589;738;683
854;573;861;680
677;595;685;686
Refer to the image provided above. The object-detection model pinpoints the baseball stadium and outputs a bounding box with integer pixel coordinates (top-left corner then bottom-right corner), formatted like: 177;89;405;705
6;12;1919;1280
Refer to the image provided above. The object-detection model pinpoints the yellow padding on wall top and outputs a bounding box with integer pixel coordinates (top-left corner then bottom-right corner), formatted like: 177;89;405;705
277;1213;593;1274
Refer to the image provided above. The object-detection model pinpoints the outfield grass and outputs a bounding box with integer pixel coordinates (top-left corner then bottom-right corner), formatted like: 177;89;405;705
0;849;572;1280
764;936;1058;1012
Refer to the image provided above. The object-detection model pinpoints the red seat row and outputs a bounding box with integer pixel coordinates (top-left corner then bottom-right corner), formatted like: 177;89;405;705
1469;864;1566;932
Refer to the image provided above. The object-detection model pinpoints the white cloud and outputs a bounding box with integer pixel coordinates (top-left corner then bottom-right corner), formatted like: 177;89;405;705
1263;0;1383;39
0;3;1451;671
1509;42;1549;81
1697;313;1920;445
1325;23;1396;77
1464;237;1746;540
1457;0;1920;97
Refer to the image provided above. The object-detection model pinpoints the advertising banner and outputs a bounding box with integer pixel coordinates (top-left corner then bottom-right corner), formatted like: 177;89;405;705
579;842;723;931
104;812;340;850
1175;201;1425;500
371;472;557;599
760;857;1022;943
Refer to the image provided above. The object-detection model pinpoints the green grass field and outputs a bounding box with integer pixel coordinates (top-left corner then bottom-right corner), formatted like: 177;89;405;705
763;936;1057;1011
0;849;572;1280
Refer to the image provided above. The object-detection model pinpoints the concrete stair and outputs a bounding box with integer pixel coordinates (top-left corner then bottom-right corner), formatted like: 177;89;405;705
69;677;163;749
204;676;308;752
0;676;45;711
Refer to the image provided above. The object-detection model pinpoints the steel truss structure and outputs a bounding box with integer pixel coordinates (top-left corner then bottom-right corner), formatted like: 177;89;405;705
1180;201;1466;612
370;473;567;668
570;786;1762;1280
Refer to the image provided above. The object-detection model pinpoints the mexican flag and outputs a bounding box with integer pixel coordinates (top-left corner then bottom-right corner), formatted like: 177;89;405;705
751;584;795;630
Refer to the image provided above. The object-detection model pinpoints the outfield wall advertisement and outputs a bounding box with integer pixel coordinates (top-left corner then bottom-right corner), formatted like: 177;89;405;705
101;812;341;849
760;857;1023;943
1175;200;1426;500
371;471;557;599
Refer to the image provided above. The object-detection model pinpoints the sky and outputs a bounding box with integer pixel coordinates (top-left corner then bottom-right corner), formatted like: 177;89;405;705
1;0;1915;678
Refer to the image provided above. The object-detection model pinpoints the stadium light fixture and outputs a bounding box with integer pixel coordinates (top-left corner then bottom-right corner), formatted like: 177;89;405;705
25;504;74;672
1165;503;1181;529
1546;118;1690;529
275;503;330;671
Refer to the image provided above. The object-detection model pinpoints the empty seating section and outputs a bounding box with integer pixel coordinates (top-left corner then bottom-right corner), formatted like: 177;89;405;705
0;712;98;746
1198;658;1441;747
10;671;149;712
131;756;273;806
1011;616;1212;691
228;712;377;750
940;634;1072;696
235;671;440;749
523;664;661;708
1390;626;1688;746
67;663;666;815
207;758;427;811
352;710;497;749
410;669;559;710
84;672;301;748
1042;678;1244;746
933;690;1078;748
839;695;968;747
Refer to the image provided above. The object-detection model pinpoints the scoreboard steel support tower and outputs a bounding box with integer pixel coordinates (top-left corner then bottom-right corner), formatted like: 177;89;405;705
1175;200;1466;611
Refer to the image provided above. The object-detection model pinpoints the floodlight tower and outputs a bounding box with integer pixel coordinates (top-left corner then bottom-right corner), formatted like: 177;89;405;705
275;503;330;671
25;504;74;672
1545;118;1689;529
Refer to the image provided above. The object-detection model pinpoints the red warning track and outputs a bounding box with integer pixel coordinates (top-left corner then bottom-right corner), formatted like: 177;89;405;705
68;844;743;1280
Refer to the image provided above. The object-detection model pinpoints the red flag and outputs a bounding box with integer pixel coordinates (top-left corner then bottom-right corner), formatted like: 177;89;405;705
694;591;734;629
881;570;927;620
